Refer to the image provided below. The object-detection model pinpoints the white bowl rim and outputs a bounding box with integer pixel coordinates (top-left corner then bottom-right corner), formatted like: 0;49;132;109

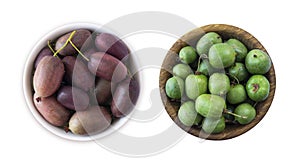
23;22;141;142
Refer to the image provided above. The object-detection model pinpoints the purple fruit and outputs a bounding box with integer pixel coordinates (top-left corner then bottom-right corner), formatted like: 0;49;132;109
34;47;53;68
95;33;129;60
57;86;89;111
88;52;127;82
33;93;71;127
33;56;64;97
111;77;140;117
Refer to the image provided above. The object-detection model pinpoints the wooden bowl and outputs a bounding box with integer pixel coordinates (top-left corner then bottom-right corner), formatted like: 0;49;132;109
159;24;276;140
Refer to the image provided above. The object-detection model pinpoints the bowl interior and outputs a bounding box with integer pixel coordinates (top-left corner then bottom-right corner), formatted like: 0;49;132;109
23;23;141;141
159;24;276;140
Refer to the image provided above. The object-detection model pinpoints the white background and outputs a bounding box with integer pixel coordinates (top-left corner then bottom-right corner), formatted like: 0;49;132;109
0;0;298;164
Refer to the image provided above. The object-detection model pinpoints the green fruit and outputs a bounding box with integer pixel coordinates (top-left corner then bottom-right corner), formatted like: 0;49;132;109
227;84;247;104
208;73;230;95
165;76;184;99
202;117;225;134
234;103;256;124
172;64;193;79
178;101;202;126
208;43;236;68
195;94;225;119
245;49;271;74
226;39;248;62
196;32;222;55
179;46;197;64
228;62;249;82
197;59;217;76
185;74;208;100
246;75;270;102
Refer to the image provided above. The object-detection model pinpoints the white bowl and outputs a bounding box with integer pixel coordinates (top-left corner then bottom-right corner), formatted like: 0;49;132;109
23;22;140;141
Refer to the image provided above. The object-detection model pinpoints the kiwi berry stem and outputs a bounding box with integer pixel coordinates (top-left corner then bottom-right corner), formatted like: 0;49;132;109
224;109;247;119
47;40;56;54
227;73;240;84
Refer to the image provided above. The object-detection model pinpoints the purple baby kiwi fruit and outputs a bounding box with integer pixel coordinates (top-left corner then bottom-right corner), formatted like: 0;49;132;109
33;93;71;127
33;56;65;98
111;77;140;117
55;29;92;56
95;78;116;105
95;33;130;61
88;52;127;82
57;86;90;111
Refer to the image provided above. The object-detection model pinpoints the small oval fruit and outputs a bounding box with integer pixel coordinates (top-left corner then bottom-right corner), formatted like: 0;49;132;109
226;39;248;62
208;73;230;95
202;117;225;134
179;46;197;64
165;76;184;99
227;84;247;104
33;93;71;127
55;29;92;56
62;56;94;91
172;63;193;79
57;86;89;111
195;94;225;119
246;75;270;102
88;52;127;82
196;32;222;55
33;56;65;97
178;101;202;126
68;106;112;135
208;43;236;68
228;62;249;82
111;77;140;117
95;33;130;61
245;49;271;74
185;74;208;100
234;103;256;124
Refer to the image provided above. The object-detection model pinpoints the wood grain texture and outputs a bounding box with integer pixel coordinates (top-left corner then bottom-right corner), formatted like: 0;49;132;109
159;24;276;140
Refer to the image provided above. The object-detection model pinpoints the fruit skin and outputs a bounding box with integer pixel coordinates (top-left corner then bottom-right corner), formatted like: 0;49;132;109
202;117;225;134
185;74;208;100
246;75;270;102
57;86;89;111
55;29;92;56
245;49;271;74
227;84;247;104
172;63;193;79
195;94;225;119
196;32;222;55
208;73;230;95
62;56;94;91
178;101;202;126
228;62;249;82
95;78;116;105
179;46;197;64
234;103;256;124
111;77;140;117
165;76;184;99
88;52;127;82
33;93;71;127
208;43;236;68
226;39;248;62
34;47;53;68
33;56;65;97
95;33;130;61
68;106;112;135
